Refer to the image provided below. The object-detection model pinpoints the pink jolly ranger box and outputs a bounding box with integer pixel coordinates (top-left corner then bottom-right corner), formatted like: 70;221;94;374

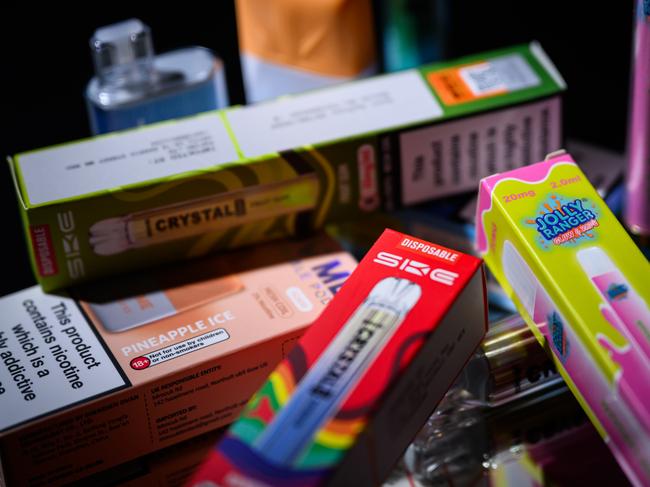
476;152;650;486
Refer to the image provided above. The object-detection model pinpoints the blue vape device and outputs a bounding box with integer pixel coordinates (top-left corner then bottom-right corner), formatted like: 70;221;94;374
86;19;228;135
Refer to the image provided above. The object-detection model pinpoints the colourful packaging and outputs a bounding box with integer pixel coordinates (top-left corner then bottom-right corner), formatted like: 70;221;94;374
476;152;650;486
0;236;355;486
189;229;487;486
9;42;565;291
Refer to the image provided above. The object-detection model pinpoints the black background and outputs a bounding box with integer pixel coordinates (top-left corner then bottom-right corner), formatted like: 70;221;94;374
0;1;634;296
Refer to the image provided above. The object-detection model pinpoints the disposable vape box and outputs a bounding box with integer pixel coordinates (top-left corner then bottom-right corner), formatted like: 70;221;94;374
75;428;226;487
476;152;650;486
188;229;487;486
0;236;356;487
9;42;565;290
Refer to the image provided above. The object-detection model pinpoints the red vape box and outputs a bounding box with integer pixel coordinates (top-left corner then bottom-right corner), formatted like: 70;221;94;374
188;229;488;487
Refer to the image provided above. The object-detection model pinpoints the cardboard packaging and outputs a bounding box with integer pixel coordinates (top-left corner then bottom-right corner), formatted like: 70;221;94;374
327;139;626;319
0;236;356;487
71;428;226;487
236;0;377;102
9;42;565;291
189;229;487;486
476;152;650;486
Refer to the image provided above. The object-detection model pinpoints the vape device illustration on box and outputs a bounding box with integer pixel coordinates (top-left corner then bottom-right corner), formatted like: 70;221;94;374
502;240;650;438
83;274;244;333
89;175;319;255
254;277;421;466
577;246;650;432
577;246;650;361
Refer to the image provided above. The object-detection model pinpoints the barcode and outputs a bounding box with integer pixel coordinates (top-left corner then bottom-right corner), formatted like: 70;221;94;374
466;66;503;93
460;54;540;97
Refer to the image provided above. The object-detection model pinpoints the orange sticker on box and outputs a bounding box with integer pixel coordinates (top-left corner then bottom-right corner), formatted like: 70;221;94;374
427;61;508;106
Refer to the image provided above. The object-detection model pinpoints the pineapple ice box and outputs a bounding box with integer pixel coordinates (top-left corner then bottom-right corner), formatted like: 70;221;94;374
0;238;355;487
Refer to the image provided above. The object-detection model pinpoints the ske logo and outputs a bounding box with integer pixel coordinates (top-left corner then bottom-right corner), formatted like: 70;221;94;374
57;211;85;279
373;251;459;286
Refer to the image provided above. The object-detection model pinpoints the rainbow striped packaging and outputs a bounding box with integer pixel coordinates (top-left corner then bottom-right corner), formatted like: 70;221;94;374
476;152;650;486
188;229;487;486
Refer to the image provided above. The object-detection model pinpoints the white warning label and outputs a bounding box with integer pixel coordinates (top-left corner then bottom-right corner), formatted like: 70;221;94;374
0;286;126;431
128;329;230;371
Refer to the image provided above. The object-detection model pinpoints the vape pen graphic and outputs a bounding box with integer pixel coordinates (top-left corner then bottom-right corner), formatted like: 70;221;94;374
577;246;650;360
84;274;244;332
89;175;319;255
502;241;650;449
576;246;650;432
254;277;421;466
